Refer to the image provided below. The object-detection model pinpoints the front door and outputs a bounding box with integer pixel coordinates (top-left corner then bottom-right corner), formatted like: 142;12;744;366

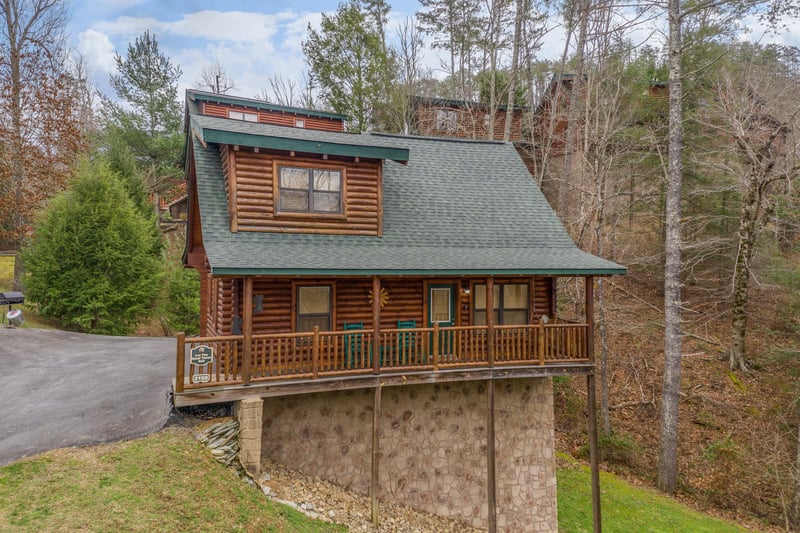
428;284;456;355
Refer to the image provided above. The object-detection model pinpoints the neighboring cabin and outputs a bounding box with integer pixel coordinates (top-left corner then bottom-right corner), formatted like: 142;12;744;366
178;89;624;532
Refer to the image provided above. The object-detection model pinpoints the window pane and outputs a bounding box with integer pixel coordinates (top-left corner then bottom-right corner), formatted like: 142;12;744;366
313;170;341;191
313;192;340;213
474;310;486;326
502;310;527;325
280;190;308;211
298;315;330;332
243;112;258;122
473;284;500;310
430;288;451;323
280;167;309;189
298;286;330;314
503;284;528;309
474;284;485;310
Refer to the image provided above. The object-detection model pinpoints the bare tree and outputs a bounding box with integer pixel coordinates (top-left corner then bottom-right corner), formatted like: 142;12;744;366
694;51;800;371
0;0;86;290
195;60;236;94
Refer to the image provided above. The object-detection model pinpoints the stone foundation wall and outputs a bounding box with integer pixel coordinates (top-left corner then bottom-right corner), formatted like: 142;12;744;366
260;378;556;532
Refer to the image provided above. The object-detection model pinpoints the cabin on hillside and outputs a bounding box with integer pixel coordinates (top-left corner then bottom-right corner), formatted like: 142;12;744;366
177;89;624;532
409;95;528;141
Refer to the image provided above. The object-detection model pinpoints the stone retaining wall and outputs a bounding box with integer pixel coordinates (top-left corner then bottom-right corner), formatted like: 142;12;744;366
260;378;556;532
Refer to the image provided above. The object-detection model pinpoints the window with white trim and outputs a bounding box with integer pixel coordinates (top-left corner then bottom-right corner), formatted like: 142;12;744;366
278;166;342;214
228;110;258;122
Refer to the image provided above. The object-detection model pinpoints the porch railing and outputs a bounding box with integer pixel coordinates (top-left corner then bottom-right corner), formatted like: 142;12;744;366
175;321;590;393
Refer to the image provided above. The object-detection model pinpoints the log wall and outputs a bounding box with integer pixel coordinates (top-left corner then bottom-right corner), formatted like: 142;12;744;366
222;147;382;236
200;276;556;337
202;102;344;132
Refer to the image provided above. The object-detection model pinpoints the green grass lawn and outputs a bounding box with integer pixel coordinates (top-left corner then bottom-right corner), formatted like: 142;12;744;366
558;462;754;533
0;426;759;533
0;427;345;532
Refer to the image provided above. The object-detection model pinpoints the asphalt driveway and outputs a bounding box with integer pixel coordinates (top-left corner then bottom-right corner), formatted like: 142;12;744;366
0;328;175;465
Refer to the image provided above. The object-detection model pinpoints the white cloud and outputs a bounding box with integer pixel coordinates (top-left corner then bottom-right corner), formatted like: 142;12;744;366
77;29;117;77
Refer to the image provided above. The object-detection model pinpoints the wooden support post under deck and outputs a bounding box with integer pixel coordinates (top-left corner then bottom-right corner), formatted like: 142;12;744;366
487;379;497;533
486;277;495;366
371;384;382;526
585;276;601;532
242;276;253;386
372;276;381;373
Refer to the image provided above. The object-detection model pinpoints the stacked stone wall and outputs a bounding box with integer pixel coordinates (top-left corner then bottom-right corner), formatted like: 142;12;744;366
260;378;556;532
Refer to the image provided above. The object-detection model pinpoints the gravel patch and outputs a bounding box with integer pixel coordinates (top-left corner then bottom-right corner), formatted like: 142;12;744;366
258;459;481;532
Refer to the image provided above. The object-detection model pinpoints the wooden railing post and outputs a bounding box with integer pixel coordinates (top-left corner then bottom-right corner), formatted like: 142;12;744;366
176;332;185;393
372;276;381;373
312;325;320;378
486;276;495;366
538;318;546;365
433;322;440;371
242;276;253;385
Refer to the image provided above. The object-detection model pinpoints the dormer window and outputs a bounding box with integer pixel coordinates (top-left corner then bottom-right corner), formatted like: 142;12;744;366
278;165;342;214
229;110;258;122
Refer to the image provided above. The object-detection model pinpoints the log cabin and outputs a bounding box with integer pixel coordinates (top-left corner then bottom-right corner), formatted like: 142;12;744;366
177;89;624;532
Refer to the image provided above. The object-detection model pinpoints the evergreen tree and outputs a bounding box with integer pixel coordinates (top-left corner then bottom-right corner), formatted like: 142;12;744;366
302;1;395;132
101;30;184;214
22;160;162;335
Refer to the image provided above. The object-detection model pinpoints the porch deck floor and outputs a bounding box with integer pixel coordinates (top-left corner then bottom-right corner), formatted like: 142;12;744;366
173;361;594;407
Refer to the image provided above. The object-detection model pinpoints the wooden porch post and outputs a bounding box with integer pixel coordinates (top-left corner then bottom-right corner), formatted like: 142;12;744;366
242;276;253;386
486;276;495;367
585;276;601;532
175;332;185;393
372;276;381;373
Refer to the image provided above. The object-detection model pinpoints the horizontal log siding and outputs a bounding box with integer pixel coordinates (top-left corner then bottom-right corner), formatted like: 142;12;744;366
221;277;551;336
229;150;381;236
219;145;235;230
202;102;344;131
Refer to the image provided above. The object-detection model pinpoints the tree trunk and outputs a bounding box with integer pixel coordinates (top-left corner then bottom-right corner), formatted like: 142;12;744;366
729;182;758;371
503;0;524;141
559;0;589;221
657;0;684;495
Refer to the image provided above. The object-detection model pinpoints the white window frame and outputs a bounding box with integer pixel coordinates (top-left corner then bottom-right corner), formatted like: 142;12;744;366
228;110;258;122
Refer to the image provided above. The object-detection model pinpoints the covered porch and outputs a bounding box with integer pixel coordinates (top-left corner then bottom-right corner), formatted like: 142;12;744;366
173;275;597;406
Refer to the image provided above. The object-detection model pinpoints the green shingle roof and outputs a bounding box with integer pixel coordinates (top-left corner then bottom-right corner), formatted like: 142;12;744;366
190;126;625;276
191;115;409;162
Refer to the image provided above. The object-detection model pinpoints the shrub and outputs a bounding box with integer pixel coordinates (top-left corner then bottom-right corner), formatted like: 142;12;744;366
160;244;200;335
23;160;162;334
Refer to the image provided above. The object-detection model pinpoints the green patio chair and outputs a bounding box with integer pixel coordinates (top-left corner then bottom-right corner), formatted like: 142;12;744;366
344;322;365;368
397;320;416;366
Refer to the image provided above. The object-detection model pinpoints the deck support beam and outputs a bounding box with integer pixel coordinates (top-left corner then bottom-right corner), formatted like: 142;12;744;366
235;397;263;477
487;379;497;533
585;275;602;532
371;384;382;526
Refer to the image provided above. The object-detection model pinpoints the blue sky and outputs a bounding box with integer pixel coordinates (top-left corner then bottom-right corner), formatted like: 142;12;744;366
68;1;797;104
70;0;426;101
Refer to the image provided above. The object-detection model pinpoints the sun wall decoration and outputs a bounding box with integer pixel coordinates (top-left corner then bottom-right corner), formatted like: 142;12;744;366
368;286;389;308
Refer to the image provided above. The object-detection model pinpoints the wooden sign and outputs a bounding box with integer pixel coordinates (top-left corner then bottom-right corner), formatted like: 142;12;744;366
190;345;214;366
